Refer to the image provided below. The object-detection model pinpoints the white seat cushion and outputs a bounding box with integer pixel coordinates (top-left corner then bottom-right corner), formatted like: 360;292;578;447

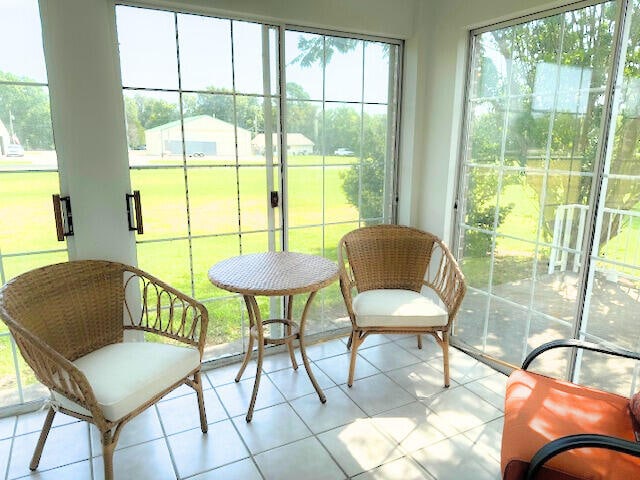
352;289;448;328
54;342;200;422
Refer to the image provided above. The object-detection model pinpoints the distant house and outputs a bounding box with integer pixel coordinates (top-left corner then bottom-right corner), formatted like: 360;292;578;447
0;119;10;156
252;133;314;155
144;115;252;157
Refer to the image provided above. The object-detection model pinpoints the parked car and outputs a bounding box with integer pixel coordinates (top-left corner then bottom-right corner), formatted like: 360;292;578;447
6;144;24;157
334;148;354;156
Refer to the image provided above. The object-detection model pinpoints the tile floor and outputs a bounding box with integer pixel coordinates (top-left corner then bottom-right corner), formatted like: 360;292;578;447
0;335;507;479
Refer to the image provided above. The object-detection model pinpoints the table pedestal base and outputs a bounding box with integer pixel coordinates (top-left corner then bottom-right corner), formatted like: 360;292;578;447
235;293;326;422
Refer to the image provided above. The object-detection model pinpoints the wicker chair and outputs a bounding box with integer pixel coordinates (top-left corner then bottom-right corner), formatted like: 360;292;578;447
338;225;466;387
0;260;209;480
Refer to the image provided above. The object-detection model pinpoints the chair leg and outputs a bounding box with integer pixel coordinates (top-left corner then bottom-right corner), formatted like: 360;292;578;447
417;335;423;349
442;331;450;388
29;407;56;471
194;371;208;433
348;330;361;387
101;434;116;480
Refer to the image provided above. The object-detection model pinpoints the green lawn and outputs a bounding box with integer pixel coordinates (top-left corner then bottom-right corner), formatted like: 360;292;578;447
0;156;360;397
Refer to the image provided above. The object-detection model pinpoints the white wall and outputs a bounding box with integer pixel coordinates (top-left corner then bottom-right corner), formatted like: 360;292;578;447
412;0;574;242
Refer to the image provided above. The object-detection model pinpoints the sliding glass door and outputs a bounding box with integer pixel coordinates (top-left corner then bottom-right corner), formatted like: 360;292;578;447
455;0;640;395
115;5;402;362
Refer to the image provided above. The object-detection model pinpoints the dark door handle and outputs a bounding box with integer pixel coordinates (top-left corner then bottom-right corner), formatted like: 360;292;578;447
52;194;74;241
126;190;144;234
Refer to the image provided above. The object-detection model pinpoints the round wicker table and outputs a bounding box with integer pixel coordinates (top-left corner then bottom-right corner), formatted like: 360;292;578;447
208;252;339;422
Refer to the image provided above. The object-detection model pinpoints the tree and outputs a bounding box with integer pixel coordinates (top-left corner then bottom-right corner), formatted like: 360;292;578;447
0;72;54;150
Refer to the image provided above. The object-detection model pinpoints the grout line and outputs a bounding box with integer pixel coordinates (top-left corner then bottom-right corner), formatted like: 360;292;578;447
154;403;182;480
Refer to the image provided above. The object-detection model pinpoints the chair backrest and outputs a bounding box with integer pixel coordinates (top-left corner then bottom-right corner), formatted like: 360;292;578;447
0;260;126;361
339;224;436;292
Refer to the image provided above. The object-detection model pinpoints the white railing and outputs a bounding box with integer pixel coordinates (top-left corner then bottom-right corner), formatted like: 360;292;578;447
549;204;640;277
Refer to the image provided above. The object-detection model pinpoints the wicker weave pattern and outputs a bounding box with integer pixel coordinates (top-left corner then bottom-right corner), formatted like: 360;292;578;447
341;225;434;293
338;225;467;388
0;260;209;480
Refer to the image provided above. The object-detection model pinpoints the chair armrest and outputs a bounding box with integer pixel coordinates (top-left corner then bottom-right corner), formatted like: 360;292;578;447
522;339;640;370
525;434;640;480
337;239;357;324
423;239;467;323
123;267;209;357
1;315;110;429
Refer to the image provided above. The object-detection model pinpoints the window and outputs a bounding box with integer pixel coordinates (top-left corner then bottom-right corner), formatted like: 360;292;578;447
115;5;402;362
455;0;640;395
0;0;64;405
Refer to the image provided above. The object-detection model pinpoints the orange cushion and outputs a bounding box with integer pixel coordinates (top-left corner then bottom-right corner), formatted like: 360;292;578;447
502;370;640;480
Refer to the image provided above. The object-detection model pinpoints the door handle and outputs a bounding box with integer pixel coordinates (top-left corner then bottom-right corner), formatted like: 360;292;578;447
126;190;144;234
52;194;74;241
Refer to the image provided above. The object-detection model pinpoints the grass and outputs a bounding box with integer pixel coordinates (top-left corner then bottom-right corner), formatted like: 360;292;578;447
0;155;361;397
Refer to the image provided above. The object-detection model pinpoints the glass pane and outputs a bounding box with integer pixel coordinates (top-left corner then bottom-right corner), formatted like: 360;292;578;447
462;167;498;231
324;165;358;224
525;314;572;378
466;100;505;165
286;100;321;165
0;335;19;406
239;166;275;234
323;103;361;157
0;85;55;164
0;172;61;254
125;90;182;166
203;297;245;361
136;239;191;295
0;0;47;83
491;237;535;306
188;167;238;236
288;166;322;227
289;226;322;256
324;222;358;262
363;42;391;104
130;169;188;240
191;235;240;299
177;14;232;92
325;37;363;102
484;298;528;366
285;31;323;101
116;6;178;90
232;20;267;95
459;229;493;291
454;292;489;352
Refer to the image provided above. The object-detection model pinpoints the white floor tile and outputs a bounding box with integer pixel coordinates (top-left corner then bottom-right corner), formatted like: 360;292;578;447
232;403;312;454
394;336;443;361
372;402;457;453
315;353;380;385
157;389;227;435
206;363;253;387
168;420;248;478
462;417;504;463
189;458;262;480
14;460;92;480
267;365;335;400
8;422;90;479
0;416;16;440
1;438;11;479
411;433;501;480
216;375;285;418
340;374;414;416
428;349;496;384
420;387;502;434
290;386;366;434
317;419;403;477
352;457;434;480
465;373;507;410
305;338;349;361
254;437;345;480
93;438;174;480
358;343;422;372
90;406;164;454
14;410;77;437
386;362;457;400
260;350;303;374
